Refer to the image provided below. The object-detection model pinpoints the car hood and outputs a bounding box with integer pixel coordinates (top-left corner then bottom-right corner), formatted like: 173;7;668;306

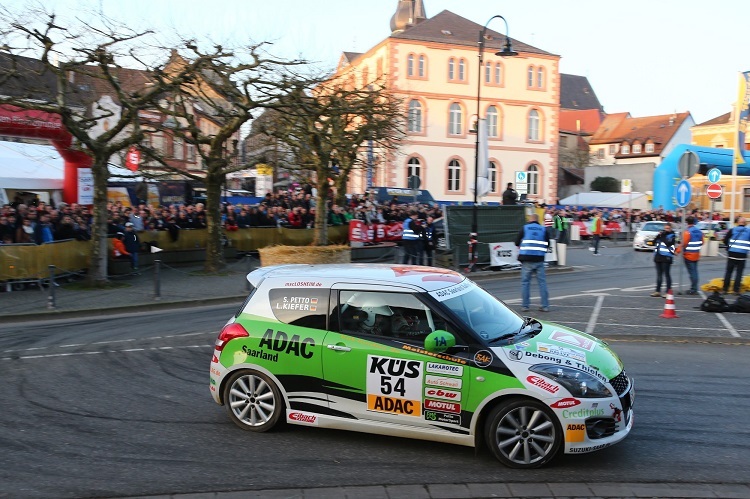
498;321;624;380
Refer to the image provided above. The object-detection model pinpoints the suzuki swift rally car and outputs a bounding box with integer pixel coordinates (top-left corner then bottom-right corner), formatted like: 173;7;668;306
209;264;634;468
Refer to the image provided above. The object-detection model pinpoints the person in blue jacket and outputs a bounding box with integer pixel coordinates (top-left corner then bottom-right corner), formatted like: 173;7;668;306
723;217;750;295
514;213;550;312
650;223;676;297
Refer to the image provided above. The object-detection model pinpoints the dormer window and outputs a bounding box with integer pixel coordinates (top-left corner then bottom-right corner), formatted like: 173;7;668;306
441;30;452;36
621;144;630;155
645;143;655;153
632;144;642;154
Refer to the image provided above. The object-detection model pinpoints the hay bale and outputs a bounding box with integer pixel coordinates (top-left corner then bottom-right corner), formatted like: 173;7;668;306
258;245;351;267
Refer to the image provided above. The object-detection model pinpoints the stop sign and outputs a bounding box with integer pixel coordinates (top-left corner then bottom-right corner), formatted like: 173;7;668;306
706;183;723;199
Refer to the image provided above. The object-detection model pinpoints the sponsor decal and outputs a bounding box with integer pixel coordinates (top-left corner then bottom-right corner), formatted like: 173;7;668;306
566;423;586;443
562;407;606;418
212;354;219;363
526;375;560;394
431;280;472;299
425;374;462;389
426;362;464;376
473;350;493;368
550;398;581;409
507;349;523;361
241;345;279;362
259;329;315;359
424;399;461;414
424;387;461;401
284;281;322;287
210;378;216;385
210;367;222;377
366;355;423;417
288;411;318;425
274;296;318;312
401;344;467;365
549;330;596;352
570;443;610;453
210;385;216;392
424;410;461;425
571;361;608;383
537;343;586;362
610;403;622;422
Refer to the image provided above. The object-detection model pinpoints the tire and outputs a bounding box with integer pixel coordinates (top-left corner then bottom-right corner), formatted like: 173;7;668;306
223;370;283;432
485;398;562;469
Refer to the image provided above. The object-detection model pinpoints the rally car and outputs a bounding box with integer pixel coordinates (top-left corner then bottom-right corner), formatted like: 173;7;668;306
209;264;633;468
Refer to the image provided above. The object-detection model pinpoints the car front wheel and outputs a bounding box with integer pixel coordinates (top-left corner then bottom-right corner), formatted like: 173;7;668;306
485;398;562;468
224;370;283;432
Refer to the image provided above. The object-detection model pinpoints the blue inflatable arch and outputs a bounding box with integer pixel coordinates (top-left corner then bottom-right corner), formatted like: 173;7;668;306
652;144;750;210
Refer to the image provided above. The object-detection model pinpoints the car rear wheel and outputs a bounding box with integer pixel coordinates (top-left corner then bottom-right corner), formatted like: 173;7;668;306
485;398;562;469
224;370;283;432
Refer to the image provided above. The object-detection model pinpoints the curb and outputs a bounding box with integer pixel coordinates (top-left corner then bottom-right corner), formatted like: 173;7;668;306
0;295;247;324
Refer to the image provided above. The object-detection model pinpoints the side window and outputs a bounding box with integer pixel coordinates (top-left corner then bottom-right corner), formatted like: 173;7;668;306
267;288;329;330
338;290;447;343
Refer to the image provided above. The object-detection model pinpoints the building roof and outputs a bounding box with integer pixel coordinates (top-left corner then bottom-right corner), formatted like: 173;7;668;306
560;74;602;111
390;10;553;56
589;112;692;157
0;53;89;107
559;109;603;134
696;111;730;127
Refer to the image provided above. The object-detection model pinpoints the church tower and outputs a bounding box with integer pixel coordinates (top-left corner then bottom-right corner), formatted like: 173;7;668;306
390;0;427;33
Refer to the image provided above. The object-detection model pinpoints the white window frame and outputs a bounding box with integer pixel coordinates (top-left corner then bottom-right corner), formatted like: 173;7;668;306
448;58;455;80
528;110;540;141
645;143;654;153
632;144;642;154
407;54;414;77
449;103;462;135
408;100;422;133
486;106;498;137
418;55;425;77
528;164;539;196
408;157;421;179
621;144;630;154
489;161;498;193
448;160;461;191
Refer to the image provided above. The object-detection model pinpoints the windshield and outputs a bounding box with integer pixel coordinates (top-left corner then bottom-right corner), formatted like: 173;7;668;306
438;284;524;342
642;222;665;232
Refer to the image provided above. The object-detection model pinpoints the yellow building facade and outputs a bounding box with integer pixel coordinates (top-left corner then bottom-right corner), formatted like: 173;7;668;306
333;4;560;205
689;109;750;217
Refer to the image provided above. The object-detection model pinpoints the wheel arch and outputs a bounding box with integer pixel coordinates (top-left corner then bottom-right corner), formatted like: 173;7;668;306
218;363;289;410
471;389;547;449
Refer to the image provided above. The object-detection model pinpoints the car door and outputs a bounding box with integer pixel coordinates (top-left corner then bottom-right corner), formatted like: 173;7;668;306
322;284;471;431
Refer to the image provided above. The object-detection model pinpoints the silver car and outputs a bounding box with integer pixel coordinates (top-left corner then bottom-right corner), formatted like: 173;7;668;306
632;221;668;251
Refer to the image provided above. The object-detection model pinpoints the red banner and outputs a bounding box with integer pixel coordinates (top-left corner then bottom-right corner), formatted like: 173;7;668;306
348;221;404;243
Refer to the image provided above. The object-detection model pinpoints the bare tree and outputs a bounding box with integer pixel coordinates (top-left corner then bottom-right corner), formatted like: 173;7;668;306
261;76;404;245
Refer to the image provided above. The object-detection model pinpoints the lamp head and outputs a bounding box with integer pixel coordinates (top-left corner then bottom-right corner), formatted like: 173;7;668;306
496;38;518;57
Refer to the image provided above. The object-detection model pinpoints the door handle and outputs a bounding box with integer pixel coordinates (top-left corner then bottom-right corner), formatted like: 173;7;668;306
327;344;351;352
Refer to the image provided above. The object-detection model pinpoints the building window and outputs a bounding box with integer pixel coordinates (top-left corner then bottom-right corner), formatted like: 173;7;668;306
527;66;534;87
621;144;630;154
495;63;502;85
362;66;369;84
407;54;414;77
536;67;544;88
632;144;642;154
486;106;498;137
528;164;539;196
448;58;455;80
597;148;605;159
645;143;654;153
418;55;425;77
449;103;462;135
489;161;498;193
448;159;461;191
187;144;195;162
528;109;540;141
408;157;421;179
743;187;750;212
609;144;617;155
408;100;422;133
485;62;491;83
560;136;567;148
173;138;184;160
458;59;465;81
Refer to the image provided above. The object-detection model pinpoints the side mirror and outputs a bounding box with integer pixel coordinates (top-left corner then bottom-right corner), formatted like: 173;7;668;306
424;330;456;353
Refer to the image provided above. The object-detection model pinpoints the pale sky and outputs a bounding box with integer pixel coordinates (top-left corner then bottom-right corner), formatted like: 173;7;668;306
9;0;750;124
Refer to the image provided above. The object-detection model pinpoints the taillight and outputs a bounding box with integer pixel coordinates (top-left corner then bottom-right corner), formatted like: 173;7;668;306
215;323;249;351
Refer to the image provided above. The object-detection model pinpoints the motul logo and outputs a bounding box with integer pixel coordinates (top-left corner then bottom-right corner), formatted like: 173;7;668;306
424;399;461;414
527;375;560;394
289;412;317;424
550;397;581;409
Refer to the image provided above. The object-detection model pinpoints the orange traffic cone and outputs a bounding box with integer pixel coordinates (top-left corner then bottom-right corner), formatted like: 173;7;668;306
660;289;679;319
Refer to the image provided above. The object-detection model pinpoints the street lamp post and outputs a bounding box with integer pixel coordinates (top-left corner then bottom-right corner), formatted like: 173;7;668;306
471;15;518;239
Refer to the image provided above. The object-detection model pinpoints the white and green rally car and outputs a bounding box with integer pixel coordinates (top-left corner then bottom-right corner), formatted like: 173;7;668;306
209;264;633;468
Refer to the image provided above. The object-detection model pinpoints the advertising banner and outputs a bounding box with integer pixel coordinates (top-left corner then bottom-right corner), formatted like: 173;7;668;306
77;168;94;205
490;240;557;266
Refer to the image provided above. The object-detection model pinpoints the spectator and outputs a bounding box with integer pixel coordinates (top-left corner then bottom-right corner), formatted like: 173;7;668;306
502;182;518;205
723;217;750;295
515;213;550;312
651;223;676;297
34;214;55;244
112;232;131;261
676;216;703;295
15;218;34;243
122;222;140;271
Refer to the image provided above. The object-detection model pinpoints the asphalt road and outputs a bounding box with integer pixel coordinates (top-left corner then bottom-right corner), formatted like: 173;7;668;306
1;245;749;498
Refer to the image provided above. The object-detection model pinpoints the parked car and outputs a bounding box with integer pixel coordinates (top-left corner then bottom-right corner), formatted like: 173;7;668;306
696;220;732;246
209;264;634;469
632;221;668;251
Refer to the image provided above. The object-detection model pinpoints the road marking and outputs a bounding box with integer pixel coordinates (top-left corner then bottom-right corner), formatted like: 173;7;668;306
1;344;213;361
585;295;605;335
716;313;740;338
585;288;620;293
3;331;217;354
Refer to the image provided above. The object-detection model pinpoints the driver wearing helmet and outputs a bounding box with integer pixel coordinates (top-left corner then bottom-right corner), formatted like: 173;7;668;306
356;303;394;336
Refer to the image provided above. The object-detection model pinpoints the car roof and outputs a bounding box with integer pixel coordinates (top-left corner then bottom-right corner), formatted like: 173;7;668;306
247;264;466;292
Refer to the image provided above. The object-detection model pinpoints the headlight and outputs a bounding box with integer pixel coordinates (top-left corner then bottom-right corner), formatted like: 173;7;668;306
529;364;612;398
634;235;644;244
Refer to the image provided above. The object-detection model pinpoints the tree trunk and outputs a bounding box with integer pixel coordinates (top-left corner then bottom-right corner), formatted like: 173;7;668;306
313;174;329;246
86;157;110;287
203;171;225;273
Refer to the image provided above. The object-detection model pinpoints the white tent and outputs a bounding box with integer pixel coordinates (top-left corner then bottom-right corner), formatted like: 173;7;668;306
559;191;650;210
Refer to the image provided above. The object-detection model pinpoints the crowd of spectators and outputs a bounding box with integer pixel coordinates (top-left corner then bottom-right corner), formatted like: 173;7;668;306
1;202;93;245
544;205;731;227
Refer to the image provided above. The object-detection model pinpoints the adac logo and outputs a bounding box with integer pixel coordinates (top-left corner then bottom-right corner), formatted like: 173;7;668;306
550;397;580;409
